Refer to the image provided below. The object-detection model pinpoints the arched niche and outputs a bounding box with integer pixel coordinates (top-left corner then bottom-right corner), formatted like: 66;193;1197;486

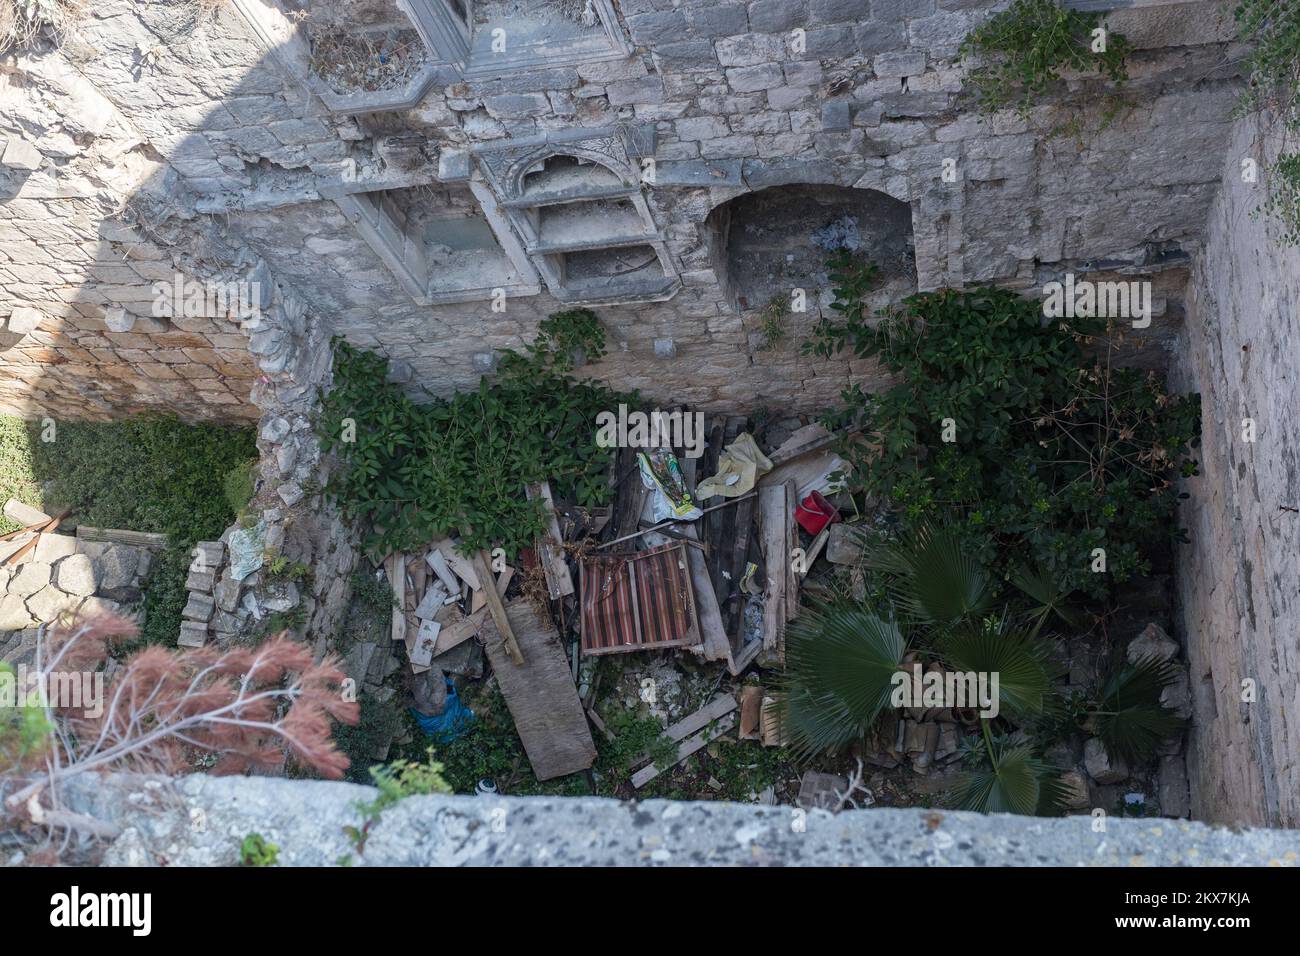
705;184;916;313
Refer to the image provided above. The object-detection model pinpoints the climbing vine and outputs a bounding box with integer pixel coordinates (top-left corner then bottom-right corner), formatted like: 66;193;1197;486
317;309;632;559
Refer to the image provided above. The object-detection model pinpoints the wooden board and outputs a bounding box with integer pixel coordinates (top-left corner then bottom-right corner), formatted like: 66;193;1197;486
631;713;736;789
759;483;794;662
481;600;597;781
673;443;730;665
472;548;522;665
74;525;169;550
385;554;406;646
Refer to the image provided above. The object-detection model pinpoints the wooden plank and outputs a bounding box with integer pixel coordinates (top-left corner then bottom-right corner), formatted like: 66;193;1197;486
670;436;730;665
425;547;460;594
434;566;512;653
481;600;597;781
657;693;737;746
764;423;837;468
784;479;799;625
702;419;726;590
759;483;790;660
631;713;736;789
613;447;646;539
473;548;522;665
525;481;575;599
471;565;513;613
432;607;487;655
385;553;406;647
801;525;831;577
74;525;169;550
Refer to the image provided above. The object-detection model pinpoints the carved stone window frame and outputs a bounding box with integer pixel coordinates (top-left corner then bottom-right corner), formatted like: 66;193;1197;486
334;177;540;306
474;126;681;305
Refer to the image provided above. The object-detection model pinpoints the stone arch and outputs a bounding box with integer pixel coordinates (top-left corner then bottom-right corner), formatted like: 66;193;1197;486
703;184;916;313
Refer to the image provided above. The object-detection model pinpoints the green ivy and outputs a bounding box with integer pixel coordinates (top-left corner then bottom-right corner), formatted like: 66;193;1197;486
318;310;633;560
958;0;1130;117
804;252;1200;600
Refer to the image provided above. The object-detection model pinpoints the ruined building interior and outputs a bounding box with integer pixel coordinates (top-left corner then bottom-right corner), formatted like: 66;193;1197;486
0;0;1298;867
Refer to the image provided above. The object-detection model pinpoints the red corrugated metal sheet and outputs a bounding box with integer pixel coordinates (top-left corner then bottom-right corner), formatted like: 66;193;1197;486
580;542;699;655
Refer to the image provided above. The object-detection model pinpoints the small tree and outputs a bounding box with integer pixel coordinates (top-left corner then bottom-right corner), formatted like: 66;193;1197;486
1;613;359;845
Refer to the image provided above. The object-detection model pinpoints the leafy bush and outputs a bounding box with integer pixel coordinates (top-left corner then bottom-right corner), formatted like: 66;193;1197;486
318;309;632;559
805;253;1200;600
958;0;1130;117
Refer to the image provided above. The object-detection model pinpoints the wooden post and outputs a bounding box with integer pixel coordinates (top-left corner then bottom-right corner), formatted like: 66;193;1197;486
473;548;523;665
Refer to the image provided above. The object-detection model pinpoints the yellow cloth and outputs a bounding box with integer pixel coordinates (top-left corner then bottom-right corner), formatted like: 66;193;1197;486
696;432;773;500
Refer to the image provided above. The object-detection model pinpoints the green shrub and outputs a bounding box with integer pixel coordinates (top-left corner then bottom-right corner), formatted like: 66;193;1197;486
222;458;257;517
958;0;1130;117
317;310;632;560
805;252;1200;600
238;832;279;867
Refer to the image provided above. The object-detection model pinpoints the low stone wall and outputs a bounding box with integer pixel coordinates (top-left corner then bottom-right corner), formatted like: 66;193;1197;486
48;773;1300;867
0;530;152;640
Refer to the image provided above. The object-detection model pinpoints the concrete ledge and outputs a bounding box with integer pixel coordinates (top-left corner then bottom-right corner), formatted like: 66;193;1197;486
53;774;1300;867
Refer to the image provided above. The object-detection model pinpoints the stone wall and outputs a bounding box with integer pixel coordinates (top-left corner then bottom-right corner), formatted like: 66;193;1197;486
44;772;1300;867
0;35;259;422
0;1;1250;419
1172;114;1300;829
0;528;152;638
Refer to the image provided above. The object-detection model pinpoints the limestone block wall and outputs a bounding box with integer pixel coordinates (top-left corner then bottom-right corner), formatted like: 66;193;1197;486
0;0;1252;421
1173;115;1300;828
0;530;152;638
0;33;259;422
51;773;1300;868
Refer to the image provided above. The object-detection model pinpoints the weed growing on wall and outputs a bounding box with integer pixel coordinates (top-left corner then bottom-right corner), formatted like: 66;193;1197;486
0;0;88;53
1234;0;1300;245
804;253;1201;601
958;0;1130;117
318;309;632;559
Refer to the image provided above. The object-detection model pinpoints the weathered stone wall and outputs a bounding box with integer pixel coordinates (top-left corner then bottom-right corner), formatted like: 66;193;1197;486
45;772;1300;867
0;32;259;422
1;1;1249;420
1172;114;1300;829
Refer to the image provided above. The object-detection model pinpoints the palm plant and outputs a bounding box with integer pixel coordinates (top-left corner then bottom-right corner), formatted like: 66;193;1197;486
781;604;907;762
1091;655;1184;765
781;523;1073;815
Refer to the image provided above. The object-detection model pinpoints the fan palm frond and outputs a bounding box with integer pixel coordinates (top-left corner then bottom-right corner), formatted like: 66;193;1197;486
1009;562;1083;636
865;523;992;628
1093;655;1183;765
938;617;1056;719
951;740;1070;815
780;602;908;760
